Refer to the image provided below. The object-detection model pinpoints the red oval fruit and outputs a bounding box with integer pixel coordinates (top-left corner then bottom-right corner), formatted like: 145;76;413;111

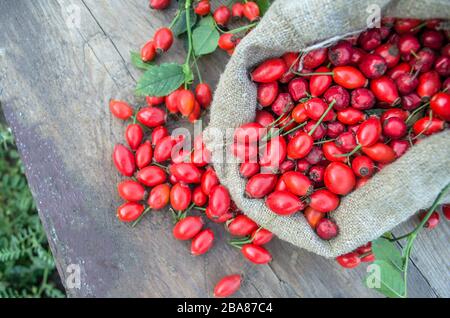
192;186;208;207
324;162;355;195
304;206;324;229
173;216;204;240
117;202;145;222
257;82;279;107
266;191;304;216
412;117;445;136
109;100;133;120
430;92;450;121
243;1;260;22
310;66;332;96
195;83;212;109
241;244;272;264
251;228;273;245
383;117;407;139
191;229;214;256
169;163;202;184
352;155;375;177
201;167;219;195
151;126;169;146
370;76;399;105
177;89;195;116
245;173;278;198
287;132;313;159
154;27;173;52
227;215;258;237
239;162;260;178
336;252;361;268
148;183;171;210
141;40;156;62
259;136;287;169
135;141;153;169
283;171;313;196
125;124;144;150
214;274;241;298
213;5;231;26
208;185;231;218
357;117;382;147
309;189;339;213
194;0;210;16
417;71;441;99
362;143;396;163
137;107;167;127
170;182;192;211
322;141;347;163
251;58;288;83
359;53;387;79
149;0;170;10
337;108;366;125
113;144;136;177
316;218;339;240
333;66;367;89
137;165;167;187
118;180;146;202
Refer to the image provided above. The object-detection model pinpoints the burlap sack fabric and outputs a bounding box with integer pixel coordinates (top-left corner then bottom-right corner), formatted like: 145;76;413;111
204;0;450;258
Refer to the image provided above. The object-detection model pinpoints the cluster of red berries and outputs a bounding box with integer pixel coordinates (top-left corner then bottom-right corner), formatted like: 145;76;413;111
229;17;449;265
214;1;260;55
109;99;272;297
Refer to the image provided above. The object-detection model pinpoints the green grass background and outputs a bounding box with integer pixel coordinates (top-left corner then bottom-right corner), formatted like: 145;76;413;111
0;108;64;298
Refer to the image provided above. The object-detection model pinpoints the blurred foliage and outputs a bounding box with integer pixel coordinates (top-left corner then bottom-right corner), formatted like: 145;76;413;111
0;124;65;298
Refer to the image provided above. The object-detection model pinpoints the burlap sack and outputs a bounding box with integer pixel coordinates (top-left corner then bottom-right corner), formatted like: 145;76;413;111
204;0;450;258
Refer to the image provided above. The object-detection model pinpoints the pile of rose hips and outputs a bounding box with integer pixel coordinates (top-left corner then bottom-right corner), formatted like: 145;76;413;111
110;15;449;297
231;17;449;269
109;98;272;297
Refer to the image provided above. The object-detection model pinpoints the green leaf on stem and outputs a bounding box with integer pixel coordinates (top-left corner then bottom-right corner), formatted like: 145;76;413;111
130;51;153;71
256;0;272;16
365;260;406;298
135;63;185;97
192;22;219;56
172;8;197;37
372;237;403;271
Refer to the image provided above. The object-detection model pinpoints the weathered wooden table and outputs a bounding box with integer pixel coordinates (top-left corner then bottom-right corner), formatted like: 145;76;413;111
1;0;448;298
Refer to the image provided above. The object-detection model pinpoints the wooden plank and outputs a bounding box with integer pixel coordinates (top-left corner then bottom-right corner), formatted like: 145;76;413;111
0;0;443;297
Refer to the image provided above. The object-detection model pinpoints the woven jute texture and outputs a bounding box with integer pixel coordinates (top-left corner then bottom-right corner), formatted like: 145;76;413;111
204;0;450;258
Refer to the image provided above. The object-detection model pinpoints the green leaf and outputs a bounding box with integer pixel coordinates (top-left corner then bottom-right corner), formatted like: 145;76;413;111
365;260;406;298
256;0;271;16
198;15;215;27
372;237;404;270
172;8;197;37
192;23;219;56
130;51;153;71
135;63;185;97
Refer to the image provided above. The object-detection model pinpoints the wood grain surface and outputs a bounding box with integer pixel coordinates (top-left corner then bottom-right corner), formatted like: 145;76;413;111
0;0;447;297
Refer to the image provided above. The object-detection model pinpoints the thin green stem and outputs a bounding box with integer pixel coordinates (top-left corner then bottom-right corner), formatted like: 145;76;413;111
335;144;362;157
308;100;336;137
169;10;181;30
132;206;152;228
294;71;333;76
314;138;335;145
193;57;203;83
37;267;49;297
405;101;430;124
281;122;307;136
184;0;194;66
226;22;258;34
